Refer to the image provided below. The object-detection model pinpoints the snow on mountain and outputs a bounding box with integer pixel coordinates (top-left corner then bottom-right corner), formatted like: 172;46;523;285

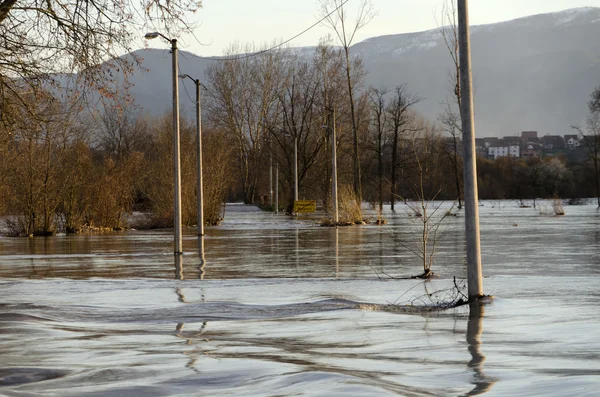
121;7;600;137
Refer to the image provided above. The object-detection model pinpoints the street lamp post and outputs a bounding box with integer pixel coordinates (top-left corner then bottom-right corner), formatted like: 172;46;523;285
331;110;339;225
180;74;205;266
180;74;205;239
323;109;339;225
294;135;299;203
145;32;183;255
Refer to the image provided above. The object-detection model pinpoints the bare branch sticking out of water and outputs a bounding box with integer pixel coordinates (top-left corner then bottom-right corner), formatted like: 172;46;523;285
357;277;472;314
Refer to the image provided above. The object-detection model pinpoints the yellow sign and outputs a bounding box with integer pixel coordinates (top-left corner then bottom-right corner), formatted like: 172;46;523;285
293;200;316;213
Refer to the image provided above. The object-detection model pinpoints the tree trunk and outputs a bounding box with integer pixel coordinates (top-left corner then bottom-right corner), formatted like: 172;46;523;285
595;157;600;208
453;134;463;210
343;47;361;203
390;131;398;211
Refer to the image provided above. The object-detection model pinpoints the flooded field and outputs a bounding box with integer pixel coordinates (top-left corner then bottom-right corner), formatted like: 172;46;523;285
1;200;599;396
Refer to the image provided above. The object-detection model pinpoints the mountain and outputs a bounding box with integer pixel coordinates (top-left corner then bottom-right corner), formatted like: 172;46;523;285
124;7;600;137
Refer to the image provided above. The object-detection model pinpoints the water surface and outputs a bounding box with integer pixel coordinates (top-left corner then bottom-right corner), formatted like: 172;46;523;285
1;201;599;396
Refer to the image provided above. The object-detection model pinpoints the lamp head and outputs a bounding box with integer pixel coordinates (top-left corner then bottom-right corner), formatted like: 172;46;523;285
144;32;160;39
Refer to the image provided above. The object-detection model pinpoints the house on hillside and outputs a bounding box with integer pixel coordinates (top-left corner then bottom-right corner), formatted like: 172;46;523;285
487;139;520;159
522;142;543;158
564;134;581;149
475;138;487;157
521;131;539;143
540;135;565;150
540;135;566;156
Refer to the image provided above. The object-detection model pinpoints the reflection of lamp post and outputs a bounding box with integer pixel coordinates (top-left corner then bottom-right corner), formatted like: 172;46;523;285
145;31;183;255
180;74;204;240
466;302;497;394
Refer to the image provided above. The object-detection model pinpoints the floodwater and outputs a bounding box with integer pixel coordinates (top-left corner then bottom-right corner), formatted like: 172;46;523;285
0;201;599;396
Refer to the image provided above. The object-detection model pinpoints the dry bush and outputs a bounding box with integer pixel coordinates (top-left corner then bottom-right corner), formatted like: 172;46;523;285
143;115;233;228
337;184;363;224
203;128;235;225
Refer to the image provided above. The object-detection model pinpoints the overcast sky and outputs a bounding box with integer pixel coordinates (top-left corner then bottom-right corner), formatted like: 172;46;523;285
146;0;600;56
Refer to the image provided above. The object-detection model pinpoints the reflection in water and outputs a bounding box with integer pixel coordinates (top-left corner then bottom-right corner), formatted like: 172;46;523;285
465;303;496;396
173;266;208;372
174;239;207;280
295;227;299;271
198;235;206;280
335;227;339;278
175;255;184;280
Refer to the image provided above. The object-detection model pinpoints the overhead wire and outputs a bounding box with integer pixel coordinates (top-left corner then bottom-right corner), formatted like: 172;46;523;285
178;0;348;62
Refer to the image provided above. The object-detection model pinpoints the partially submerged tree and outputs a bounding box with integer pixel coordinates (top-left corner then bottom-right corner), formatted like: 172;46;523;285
319;0;376;203
205;44;284;204
573;86;600;207
274;54;325;210
366;86;389;221
396;119;449;278
386;84;421;211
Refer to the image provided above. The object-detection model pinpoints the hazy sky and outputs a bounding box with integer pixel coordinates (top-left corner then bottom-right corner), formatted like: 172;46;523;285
148;0;600;56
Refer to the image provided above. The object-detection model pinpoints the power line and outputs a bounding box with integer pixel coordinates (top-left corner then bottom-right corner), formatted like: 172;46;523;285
184;0;348;62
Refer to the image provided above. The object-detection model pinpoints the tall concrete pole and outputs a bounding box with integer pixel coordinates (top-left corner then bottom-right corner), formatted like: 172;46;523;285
194;79;206;270
458;0;483;300
270;138;273;209
275;159;279;215
294;136;299;202
172;38;183;256
331;111;339;224
194;80;204;239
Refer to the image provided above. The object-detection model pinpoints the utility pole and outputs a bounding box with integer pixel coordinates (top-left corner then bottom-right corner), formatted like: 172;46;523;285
275;159;279;215
458;0;483;300
331;110;339;224
270;137;273;210
171;38;183;255
180;74;205;260
194;80;204;238
294;136;299;202
146;32;183;255
194;79;205;267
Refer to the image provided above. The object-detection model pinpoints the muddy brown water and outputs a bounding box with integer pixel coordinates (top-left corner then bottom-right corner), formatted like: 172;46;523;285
0;201;599;396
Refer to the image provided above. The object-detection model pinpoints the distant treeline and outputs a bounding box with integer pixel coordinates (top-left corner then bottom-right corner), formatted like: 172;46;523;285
0;92;233;237
1;43;598;236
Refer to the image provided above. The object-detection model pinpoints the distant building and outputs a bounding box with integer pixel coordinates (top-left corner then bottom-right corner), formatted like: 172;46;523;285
540;135;565;150
564;134;581;149
474;131;593;161
487;138;520;159
522;142;543;158
521;131;538;143
474;138;489;157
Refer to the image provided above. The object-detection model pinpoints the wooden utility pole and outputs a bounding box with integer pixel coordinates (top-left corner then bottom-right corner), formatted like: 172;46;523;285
458;0;483;300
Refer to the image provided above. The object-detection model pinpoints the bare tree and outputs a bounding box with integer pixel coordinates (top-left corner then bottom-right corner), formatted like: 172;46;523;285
366;87;388;219
273;54;325;209
439;100;463;209
573;86;600;207
319;0;376;203
205;44;284;203
0;0;201;125
437;0;463;210
398;119;449;278
386;84;421;211
313;41;346;208
98;101;150;161
589;86;600;115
